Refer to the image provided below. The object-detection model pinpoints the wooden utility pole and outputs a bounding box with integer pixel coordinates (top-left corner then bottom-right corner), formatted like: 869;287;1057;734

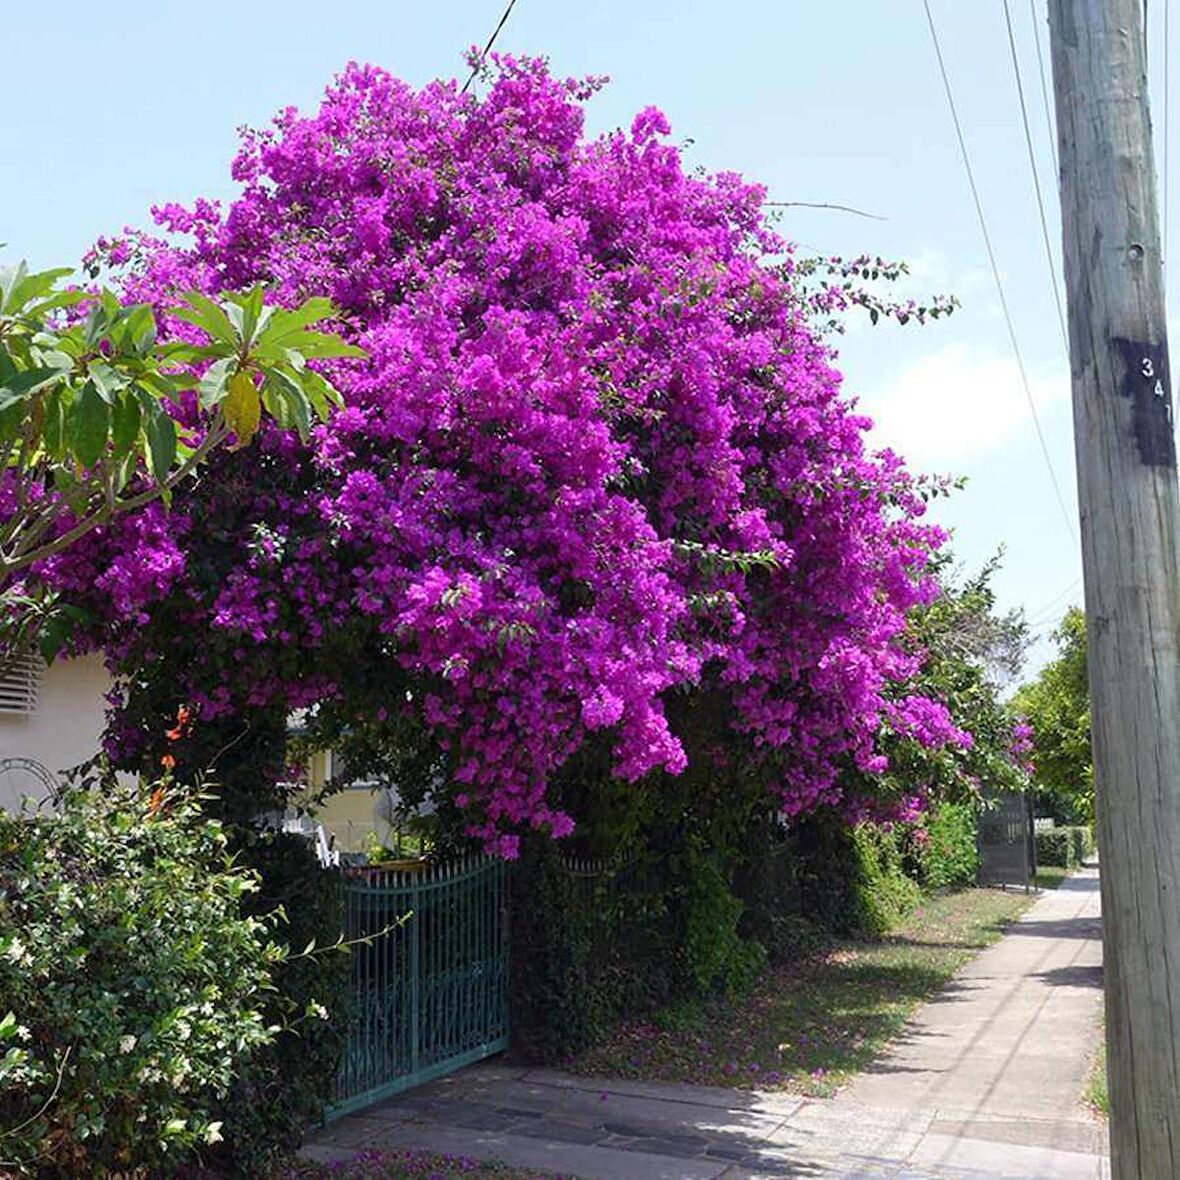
1048;2;1180;1175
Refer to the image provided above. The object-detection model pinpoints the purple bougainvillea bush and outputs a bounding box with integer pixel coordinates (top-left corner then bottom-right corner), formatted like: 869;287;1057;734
46;58;969;852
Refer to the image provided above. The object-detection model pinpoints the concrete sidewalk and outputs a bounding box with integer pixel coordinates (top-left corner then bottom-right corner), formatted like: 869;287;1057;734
306;871;1107;1178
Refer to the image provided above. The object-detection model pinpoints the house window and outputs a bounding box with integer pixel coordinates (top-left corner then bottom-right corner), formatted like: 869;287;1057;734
0;652;43;716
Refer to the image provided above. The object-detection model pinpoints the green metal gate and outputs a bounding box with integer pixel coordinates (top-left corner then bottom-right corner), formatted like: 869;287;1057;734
327;856;509;1119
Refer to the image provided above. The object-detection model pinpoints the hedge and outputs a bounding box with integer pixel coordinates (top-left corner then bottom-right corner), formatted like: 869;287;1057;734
1035;824;1096;868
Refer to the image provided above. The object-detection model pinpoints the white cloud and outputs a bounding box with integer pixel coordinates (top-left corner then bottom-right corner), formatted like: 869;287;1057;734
856;343;1070;467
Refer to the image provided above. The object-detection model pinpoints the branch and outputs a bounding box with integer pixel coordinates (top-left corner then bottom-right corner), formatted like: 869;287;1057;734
1;417;231;577
765;201;888;221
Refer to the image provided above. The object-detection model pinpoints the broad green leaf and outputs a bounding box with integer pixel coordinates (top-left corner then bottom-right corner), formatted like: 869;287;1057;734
112;448;138;494
174;291;239;346
87;361;128;403
123;304;158;357
198;357;234;408
0;262;29;313
25;288;89;318
42;387;67;458
111;392;141;458
261;384;292;431
224;284;271;348
295;366;341;421
0;400;21;444
275;329;366;359
0;365;67;410
160;342;223;365
144;405;177;481
1;264;72;316
137;370;182;401
283;384;311;441
224;370;261;447
82;302;111;348
70;381;109;468
261;297;337;340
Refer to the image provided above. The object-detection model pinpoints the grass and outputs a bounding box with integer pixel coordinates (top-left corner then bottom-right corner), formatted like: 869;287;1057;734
570;887;1034;1097
1034;865;1072;890
287;1150;565;1179
1086;1040;1109;1118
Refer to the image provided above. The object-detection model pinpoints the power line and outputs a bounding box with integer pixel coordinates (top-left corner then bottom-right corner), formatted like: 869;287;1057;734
1002;0;1070;359
461;0;520;96
922;0;1077;543
1028;0;1060;175
1025;577;1082;624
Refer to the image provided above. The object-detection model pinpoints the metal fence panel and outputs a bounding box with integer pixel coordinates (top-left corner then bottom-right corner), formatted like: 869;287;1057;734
327;856;509;1119
977;791;1035;890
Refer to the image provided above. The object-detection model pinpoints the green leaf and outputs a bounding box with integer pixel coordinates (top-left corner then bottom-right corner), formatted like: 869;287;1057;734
111;392;142;458
198;357;235;408
70;381;110;468
278;330;366;359
297;367;341;420
0;1012;16;1039
173;291;239;346
144;406;177;481
42;387;67;458
82;302;111;348
160;341;224;366
0;365;67;410
0;400;21;444
225;284;271;349
261;297;337;338
261;366;311;439
123;304;158;357
25;288;88;318
0;264;72;316
87;361;128;403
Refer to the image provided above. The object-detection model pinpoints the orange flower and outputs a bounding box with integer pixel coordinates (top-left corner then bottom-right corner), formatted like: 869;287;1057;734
165;704;193;743
146;786;168;816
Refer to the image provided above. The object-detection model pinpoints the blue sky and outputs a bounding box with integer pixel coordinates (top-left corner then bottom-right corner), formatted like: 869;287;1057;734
7;0;1169;675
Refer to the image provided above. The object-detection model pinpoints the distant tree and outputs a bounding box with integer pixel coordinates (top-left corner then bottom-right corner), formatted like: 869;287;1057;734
1011;607;1092;823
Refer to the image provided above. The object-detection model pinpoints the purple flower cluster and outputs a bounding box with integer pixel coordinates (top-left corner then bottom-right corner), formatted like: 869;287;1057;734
1009;717;1036;775
51;58;958;848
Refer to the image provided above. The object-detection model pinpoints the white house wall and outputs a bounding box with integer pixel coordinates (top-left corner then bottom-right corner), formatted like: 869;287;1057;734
0;654;111;809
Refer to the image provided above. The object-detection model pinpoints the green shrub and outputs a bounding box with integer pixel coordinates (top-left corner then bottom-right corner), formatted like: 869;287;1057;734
1070;825;1096;864
0;783;280;1178
677;842;766;995
733;822;823;963
849;824;922;934
1035;824;1094;870
1036;827;1076;868
917;801;979;889
508;830;768;1064
792;813;920;939
209;830;348;1178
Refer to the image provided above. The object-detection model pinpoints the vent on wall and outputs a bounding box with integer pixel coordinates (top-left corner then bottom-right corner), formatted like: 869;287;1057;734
0;652;43;715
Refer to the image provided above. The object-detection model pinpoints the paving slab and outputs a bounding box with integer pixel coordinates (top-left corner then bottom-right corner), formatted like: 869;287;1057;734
306;869;1109;1179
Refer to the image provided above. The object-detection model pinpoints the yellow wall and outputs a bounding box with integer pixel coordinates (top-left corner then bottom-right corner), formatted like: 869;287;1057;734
292;753;391;852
